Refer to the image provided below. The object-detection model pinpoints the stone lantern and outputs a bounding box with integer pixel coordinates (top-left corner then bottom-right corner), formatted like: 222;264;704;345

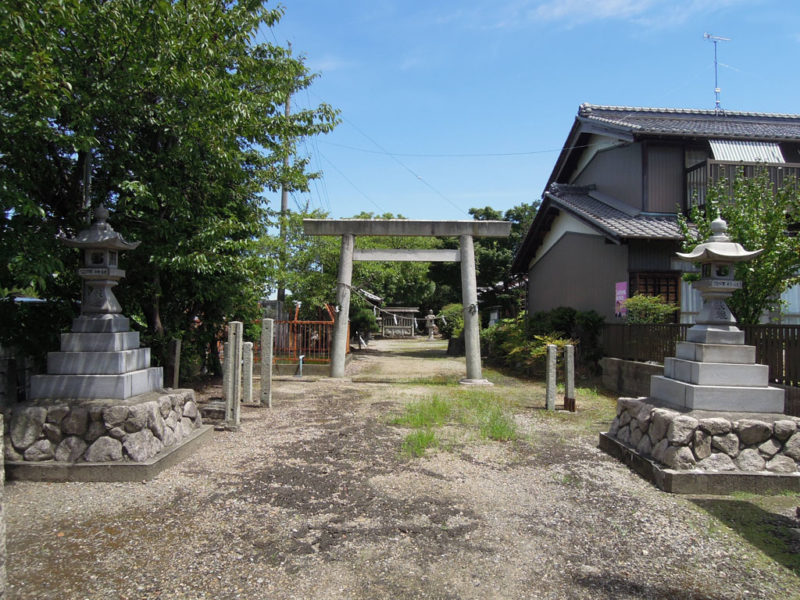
647;216;783;413
30;204;163;401
60;203;140;319
676;217;762;345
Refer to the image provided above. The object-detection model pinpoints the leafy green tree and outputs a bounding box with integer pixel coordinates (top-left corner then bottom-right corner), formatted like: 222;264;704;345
428;202;539;315
678;170;800;325
0;1;337;372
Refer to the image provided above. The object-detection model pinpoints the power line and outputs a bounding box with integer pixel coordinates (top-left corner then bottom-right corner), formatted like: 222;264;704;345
341;116;469;216
319;153;386;214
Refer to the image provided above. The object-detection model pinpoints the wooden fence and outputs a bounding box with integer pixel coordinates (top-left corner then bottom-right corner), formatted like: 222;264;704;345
601;323;800;387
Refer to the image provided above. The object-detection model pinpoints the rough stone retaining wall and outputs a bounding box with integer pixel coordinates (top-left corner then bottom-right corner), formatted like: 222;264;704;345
608;398;800;474
3;389;202;464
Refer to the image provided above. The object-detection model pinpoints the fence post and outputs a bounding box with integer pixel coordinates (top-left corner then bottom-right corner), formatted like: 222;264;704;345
564;344;575;412
545;344;557;411
260;318;273;408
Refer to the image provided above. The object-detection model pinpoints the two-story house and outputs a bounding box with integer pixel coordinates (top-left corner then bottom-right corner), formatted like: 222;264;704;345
512;104;800;323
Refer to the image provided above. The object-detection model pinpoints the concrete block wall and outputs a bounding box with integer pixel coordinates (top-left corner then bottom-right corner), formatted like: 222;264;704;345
599;357;663;398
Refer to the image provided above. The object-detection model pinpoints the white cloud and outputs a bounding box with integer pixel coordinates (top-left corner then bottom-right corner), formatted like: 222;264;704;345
439;0;754;30
531;0;655;23
307;55;355;73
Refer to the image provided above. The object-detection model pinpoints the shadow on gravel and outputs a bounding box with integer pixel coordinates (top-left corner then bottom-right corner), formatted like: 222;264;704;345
572;573;733;600
689;498;800;577
213;414;488;569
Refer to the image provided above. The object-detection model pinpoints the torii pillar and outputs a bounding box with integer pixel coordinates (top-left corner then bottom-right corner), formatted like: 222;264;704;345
303;219;511;383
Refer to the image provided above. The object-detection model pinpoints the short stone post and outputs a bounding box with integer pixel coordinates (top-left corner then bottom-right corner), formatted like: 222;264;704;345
260;318;273;408
545;344;557;411
222;341;231;403
224;321;243;430
564;344;576;412
242;341;253;405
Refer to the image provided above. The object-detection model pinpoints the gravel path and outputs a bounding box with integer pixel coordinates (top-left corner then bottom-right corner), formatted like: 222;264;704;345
5;339;800;599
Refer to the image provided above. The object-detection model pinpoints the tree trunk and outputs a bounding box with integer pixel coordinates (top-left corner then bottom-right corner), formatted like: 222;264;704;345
143;269;165;337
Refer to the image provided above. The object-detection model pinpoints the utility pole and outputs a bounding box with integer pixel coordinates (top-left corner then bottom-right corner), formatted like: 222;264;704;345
277;43;292;305
704;33;730;112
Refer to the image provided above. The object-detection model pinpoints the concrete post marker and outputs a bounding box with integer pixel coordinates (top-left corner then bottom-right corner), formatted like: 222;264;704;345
546;344;557;411
261;318;274;408
242;341;253;405
564;344;576;412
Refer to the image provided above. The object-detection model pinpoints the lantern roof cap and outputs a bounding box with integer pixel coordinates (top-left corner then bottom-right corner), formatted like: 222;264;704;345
676;217;762;263
59;204;140;251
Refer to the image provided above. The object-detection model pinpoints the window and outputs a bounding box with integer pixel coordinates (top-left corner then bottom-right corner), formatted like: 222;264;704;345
629;272;680;321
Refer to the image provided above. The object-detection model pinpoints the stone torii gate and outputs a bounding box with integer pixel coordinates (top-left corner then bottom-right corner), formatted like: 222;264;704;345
303;219;512;383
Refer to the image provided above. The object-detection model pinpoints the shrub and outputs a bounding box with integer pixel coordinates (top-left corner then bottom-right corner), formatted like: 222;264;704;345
623;294;679;324
437;303;464;339
349;306;378;338
480;312;576;375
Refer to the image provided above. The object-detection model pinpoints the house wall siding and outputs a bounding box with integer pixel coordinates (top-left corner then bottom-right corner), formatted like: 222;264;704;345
627;239;681;271
573;142;642;210
527;231;628;320
646;144;684;213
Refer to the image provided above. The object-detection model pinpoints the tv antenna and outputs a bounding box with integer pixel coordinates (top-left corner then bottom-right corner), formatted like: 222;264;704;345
704;33;730;112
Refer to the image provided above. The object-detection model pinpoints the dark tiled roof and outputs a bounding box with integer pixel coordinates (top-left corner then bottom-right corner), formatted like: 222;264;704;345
547;184;683;241
579;104;800;141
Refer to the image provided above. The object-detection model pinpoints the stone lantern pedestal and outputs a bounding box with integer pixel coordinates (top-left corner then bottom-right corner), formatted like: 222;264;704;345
6;206;211;481
599;218;799;494
30;205;163;400
649;218;783;413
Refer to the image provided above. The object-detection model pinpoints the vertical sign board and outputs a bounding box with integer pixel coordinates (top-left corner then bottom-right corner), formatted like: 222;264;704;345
615;281;628;318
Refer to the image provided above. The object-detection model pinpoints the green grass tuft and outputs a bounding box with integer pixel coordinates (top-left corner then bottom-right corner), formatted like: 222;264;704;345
389;395;451;428
401;429;439;457
480;407;518;441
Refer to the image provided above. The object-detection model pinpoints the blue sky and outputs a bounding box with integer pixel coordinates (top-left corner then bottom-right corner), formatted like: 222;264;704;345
264;0;800;221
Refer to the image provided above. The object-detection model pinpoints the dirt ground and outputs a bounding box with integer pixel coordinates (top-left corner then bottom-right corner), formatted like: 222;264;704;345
5;338;800;599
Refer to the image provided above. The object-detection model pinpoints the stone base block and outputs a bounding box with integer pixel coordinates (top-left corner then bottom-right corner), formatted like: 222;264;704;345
599;433;800;495
47;348;151;375
686;327;744;345
30;367;163;400
60;331;140;352
6;425;213;482
71;314;130;333
664;358;769;387
675;342;755;364
459;378;494;386
650;375;785;413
